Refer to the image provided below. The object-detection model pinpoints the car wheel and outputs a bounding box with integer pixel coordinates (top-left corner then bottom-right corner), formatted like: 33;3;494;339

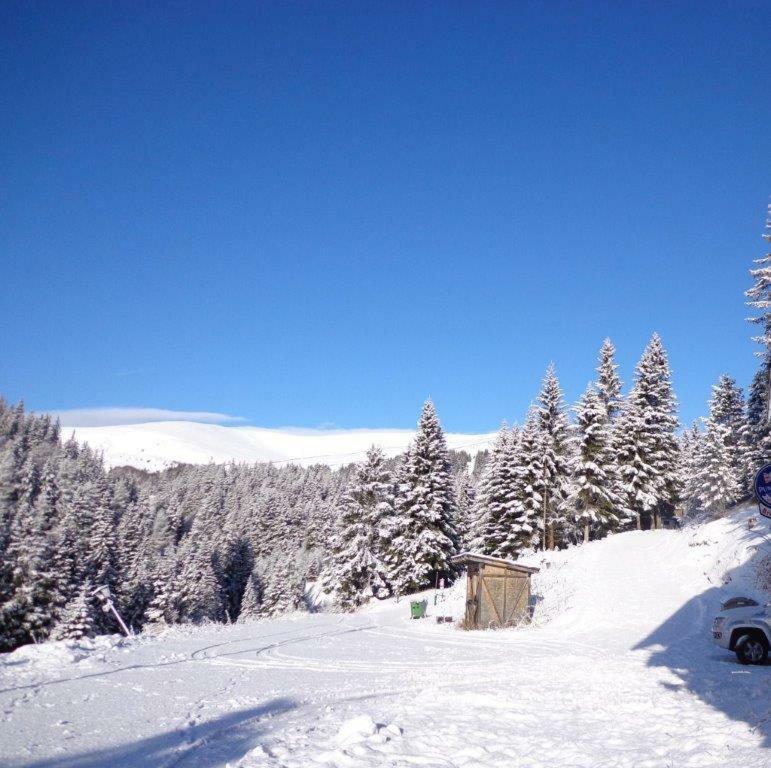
735;635;768;665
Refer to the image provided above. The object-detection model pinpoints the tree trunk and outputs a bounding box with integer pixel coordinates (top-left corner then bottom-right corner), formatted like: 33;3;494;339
547;522;555;551
636;512;641;531
583;522;589;544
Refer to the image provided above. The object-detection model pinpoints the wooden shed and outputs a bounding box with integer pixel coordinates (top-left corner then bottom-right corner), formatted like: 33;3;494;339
451;552;539;630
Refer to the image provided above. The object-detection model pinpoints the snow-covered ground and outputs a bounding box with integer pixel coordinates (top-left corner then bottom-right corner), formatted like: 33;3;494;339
61;422;497;470
2;506;770;768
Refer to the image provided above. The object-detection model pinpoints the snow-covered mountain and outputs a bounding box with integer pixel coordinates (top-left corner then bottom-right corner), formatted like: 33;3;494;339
62;421;498;471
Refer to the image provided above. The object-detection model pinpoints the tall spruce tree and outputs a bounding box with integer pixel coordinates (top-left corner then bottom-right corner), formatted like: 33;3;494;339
707;375;749;503
453;468;477;551
679;421;704;519
615;334;679;529
596;338;623;421
50;582;96;641
745;367;770;487
746;208;771;480
696;418;740;516
388;401;459;595
572;384;621;542
478;427;516;556
327;446;393;609
536;365;573;549
513;408;545;551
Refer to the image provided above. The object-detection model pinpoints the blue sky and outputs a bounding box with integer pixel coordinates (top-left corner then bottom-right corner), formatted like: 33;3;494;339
1;2;769;431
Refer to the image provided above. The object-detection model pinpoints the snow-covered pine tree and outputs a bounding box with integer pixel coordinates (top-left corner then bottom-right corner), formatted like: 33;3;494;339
746;204;771;359
175;525;223;624
50;582;96;641
453;468;477;551
745;367;770;489
511;408;544;552
613;396;654;530
695;418;741;517
707;375;749;504
745;204;771;477
237;572;261;622
536;365;573;548
388;401;459;595
615;334;679;529
144;556;180;626
257;556;306;617
678;421;704;519
596;338;622;421
571;384;621;542
326;446;393;609
478;426;519;558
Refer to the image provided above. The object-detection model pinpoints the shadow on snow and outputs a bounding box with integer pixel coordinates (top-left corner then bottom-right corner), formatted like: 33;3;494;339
633;521;771;749
7;697;297;768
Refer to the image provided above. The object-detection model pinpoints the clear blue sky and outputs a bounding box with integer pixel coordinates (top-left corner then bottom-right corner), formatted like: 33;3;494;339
1;2;769;431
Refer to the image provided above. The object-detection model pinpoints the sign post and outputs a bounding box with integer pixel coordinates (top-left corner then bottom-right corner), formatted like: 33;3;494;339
91;585;132;637
753;464;771;520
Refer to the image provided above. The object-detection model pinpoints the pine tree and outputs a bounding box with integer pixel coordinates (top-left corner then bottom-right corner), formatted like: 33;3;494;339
746;203;771;356
388;401;459;595
696;419;741;516
478;425;538;559
511;408;544;552
477;427;516;556
679;422;704;519
176;528;223;624
596;338;622;421
536;365;573;548
327;446;393;609
571;384;621;542
615;334;679;529
707;375;748;504
453;469;476;551
237;572;261;622
50;583;96;641
145;556;180;626
745;204;771;477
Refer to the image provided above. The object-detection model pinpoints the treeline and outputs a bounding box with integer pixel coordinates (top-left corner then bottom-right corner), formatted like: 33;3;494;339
1;206;768;646
0;401;360;650
323;205;771;608
323;335;682;608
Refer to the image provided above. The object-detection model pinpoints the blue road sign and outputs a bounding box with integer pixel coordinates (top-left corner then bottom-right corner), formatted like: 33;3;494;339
753;464;771;519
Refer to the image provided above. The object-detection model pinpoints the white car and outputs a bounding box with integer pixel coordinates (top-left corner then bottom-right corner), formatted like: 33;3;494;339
712;597;770;665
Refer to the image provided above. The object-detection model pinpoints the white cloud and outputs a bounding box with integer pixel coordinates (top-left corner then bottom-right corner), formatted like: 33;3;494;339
46;407;245;428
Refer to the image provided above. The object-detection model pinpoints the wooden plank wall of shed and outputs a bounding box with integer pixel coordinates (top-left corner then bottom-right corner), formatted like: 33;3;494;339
477;565;531;629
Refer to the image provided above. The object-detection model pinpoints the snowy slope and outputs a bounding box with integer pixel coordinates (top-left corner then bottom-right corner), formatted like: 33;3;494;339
61;422;498;470
2;506;770;767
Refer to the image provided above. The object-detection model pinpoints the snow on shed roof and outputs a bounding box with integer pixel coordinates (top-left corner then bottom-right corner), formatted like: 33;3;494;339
451;551;539;574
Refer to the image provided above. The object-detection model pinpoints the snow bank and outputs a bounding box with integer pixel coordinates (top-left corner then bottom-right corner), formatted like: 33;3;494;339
2;634;127;670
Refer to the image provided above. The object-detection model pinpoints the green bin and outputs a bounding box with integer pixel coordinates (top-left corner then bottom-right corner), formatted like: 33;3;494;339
410;599;427;619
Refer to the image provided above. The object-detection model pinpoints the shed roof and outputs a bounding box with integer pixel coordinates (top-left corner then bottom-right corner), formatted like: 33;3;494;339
451;551;539;574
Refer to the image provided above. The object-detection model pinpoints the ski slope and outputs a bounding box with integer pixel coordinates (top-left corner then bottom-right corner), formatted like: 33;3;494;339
61;422;497;470
1;507;770;768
